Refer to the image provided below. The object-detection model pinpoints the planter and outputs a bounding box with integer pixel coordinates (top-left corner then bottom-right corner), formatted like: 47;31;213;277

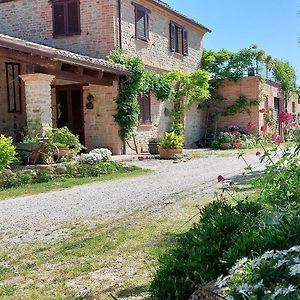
159;148;182;159
148;142;159;155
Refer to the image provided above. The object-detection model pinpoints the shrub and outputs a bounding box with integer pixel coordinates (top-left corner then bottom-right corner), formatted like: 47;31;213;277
77;161;127;177
220;245;300;299
46;127;84;154
34;170;54;183
77;148;112;165
149;200;263;300
159;131;184;149
0;135;16;171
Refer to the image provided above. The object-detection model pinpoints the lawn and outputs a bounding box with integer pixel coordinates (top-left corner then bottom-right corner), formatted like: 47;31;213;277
0;168;150;200
0;178;254;300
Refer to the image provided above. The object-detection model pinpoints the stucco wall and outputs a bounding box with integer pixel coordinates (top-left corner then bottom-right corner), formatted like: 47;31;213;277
0;0;117;58
0;57;27;139
120;0;205;73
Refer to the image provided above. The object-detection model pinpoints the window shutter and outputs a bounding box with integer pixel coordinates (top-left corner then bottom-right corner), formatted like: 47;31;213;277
183;28;189;56
136;8;146;39
67;1;81;34
170;22;176;52
53;3;66;36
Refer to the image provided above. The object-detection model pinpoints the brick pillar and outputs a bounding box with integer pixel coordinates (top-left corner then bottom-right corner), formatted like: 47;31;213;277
20;74;55;137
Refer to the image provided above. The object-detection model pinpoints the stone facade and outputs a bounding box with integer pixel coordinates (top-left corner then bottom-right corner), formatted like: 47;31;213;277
0;0;210;153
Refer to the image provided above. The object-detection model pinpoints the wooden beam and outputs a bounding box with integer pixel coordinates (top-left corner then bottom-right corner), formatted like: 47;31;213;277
0;47;60;69
35;67;114;86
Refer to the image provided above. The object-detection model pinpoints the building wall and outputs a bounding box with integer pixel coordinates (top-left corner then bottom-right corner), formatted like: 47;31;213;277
0;57;27;139
82;83;123;155
120;0;205;73
0;0;117;58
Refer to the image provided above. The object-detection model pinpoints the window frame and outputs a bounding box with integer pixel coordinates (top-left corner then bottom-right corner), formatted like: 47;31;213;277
132;2;151;42
170;21;188;56
138;93;152;125
5;62;22;113
52;0;81;37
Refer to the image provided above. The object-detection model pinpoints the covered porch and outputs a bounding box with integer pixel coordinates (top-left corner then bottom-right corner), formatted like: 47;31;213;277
0;34;129;154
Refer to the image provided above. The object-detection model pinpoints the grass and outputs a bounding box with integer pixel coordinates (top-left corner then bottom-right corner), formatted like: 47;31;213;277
0;177;255;300
0;168;150;200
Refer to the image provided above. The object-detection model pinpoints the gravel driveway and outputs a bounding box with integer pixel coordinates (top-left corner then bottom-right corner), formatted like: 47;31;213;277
0;153;263;245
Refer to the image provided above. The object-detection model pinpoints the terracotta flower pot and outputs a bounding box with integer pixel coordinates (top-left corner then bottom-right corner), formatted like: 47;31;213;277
159;148;182;159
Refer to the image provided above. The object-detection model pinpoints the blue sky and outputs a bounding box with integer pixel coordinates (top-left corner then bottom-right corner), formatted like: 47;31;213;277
166;0;300;78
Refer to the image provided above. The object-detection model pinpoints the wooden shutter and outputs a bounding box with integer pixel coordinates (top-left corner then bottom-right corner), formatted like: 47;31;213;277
138;94;151;124
67;1;81;34
53;3;66;36
183;28;189;56
136;8;146;39
170;22;176;52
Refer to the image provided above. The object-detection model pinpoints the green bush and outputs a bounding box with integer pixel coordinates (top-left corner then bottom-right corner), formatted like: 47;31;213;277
0;135;16;171
34;170;54;183
149;200;263;300
46;127;84;154
159;131;184;149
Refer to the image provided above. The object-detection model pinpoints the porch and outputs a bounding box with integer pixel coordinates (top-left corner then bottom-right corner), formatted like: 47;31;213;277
0;34;129;154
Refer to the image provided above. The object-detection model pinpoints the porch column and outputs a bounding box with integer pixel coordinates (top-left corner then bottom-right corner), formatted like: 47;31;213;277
20;74;55;137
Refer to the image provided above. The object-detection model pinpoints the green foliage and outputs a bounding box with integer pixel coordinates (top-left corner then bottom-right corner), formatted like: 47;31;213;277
221;96;259;116
149;200;263;300
0;135;16;171
108;48;172;140
269;59;298;96
46;127;84;154
202;45;265;81
158;131;184;149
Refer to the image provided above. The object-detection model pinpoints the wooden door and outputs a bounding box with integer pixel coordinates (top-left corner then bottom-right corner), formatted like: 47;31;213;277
56;86;85;145
274;97;281;135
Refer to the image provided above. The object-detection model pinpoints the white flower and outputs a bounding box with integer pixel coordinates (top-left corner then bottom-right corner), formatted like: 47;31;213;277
230;257;248;273
274;259;289;268
251;258;262;269
78;148;112;165
215;275;228;288
289;264;300;276
293;256;300;264
288;246;300;253
261;250;275;260
236;283;251;294
253;280;263;290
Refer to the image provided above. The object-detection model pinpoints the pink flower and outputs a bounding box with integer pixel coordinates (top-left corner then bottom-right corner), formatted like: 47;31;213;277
256;151;261;156
290;122;298;128
261;124;268;132
233;141;241;149
279;112;293;123
247;121;255;129
217;175;225;182
271;133;282;145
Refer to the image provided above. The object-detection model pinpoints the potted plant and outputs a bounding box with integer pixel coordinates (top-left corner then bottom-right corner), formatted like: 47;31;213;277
148;138;159;155
158;131;184;159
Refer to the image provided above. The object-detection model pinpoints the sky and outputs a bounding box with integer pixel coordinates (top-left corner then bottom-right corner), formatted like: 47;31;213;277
166;0;300;78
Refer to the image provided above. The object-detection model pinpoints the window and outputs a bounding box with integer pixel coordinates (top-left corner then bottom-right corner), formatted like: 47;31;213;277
292;102;296;113
5;63;22;113
138;94;151;125
170;22;188;56
133;2;150;41
52;0;81;37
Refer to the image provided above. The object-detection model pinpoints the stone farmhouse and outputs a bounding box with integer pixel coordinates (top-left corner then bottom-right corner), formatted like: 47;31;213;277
0;0;211;154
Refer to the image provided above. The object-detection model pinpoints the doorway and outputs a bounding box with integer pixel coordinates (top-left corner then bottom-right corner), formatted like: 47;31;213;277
56;85;85;145
274;97;281;135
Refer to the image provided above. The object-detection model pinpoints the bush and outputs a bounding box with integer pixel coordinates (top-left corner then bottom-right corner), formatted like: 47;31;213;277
220;245;300;299
0;135;16;171
77;148;112;165
149;200;263;300
46;127;84;154
159;131;184;149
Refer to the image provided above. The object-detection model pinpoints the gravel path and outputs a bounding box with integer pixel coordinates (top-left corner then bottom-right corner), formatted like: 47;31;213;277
0;153;263;245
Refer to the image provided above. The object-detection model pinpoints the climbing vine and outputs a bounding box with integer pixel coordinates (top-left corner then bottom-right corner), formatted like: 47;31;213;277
108;48;171;140
108;49;210;140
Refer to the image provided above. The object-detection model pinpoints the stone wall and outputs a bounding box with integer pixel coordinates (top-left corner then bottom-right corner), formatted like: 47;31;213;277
0;57;26;139
120;0;205;73
82;82;123;155
0;0;117;58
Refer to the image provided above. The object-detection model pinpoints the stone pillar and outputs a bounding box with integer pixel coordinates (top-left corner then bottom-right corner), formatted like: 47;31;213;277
20;74;55;137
